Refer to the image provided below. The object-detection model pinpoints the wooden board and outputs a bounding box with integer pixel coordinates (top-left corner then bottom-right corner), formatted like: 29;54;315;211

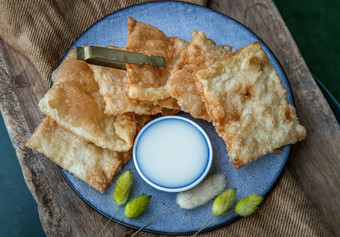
0;0;339;236
208;1;340;233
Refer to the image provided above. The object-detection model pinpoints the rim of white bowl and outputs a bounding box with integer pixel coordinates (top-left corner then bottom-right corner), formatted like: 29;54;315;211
133;116;213;192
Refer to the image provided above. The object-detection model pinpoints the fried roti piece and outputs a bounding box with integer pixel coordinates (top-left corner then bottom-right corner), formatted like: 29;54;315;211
53;49;99;93
89;64;172;116
168;31;233;121
26;117;124;193
25;114;150;192
39;52;137;152
195;42;306;168
120;114;151;164
125;17;188;110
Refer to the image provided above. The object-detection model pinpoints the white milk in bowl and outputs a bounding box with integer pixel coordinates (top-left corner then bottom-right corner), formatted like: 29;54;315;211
133;116;212;192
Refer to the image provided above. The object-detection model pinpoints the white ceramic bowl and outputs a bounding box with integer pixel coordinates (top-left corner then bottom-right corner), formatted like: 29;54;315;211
133;116;213;192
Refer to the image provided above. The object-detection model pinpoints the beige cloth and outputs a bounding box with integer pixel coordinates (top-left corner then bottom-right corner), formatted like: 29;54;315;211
140;169;332;237
0;0;333;236
0;0;205;83
201;169;332;236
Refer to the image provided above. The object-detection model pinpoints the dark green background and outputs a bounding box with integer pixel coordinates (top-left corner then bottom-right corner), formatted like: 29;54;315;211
274;0;340;102
0;114;45;236
0;2;338;236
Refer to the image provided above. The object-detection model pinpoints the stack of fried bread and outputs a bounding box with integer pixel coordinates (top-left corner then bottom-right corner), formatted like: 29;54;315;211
26;17;306;192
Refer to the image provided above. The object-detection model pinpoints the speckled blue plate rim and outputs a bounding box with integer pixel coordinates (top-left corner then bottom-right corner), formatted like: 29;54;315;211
58;165;287;235
57;1;294;235
58;164;240;235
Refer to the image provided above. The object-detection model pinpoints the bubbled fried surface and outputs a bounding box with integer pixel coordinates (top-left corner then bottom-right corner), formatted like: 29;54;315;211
26;117;124;193
90;63;179;116
195;42;306;168
25;115;150;192
167;31;233;121
38;52;137;152
52;49;99;94
90;64;165;116
125;17;188;110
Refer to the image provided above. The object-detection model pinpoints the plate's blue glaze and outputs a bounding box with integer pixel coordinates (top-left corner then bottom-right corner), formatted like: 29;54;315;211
60;1;293;235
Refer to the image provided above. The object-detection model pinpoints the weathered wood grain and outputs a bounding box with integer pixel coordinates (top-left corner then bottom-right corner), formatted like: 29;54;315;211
208;0;340;234
0;38;147;237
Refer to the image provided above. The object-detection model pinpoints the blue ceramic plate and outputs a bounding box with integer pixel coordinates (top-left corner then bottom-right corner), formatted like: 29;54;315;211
59;1;294;235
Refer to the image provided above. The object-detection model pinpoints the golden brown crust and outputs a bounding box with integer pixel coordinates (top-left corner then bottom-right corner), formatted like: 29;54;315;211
89;64;166;116
38;53;137;152
53;51;98;93
125;17;188;110
195;42;306;168
167;31;232;121
26;117;124;193
119;114;151;165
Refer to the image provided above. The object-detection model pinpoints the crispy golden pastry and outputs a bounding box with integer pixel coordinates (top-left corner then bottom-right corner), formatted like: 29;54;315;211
119;114;151;164
135;115;151;132
25;114;150;192
195;42;306;168
26;117;124;193
39;53;137;152
52;49;99;93
168;31;233;121
125;17;188;110
90;64;167;116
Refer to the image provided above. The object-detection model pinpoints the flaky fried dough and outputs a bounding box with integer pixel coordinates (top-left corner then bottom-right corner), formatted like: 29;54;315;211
195;42;306;168
167;31;233;121
26;117;124;193
90;64;173;116
39;52;137;152
125;17;188;110
25;113;150;192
